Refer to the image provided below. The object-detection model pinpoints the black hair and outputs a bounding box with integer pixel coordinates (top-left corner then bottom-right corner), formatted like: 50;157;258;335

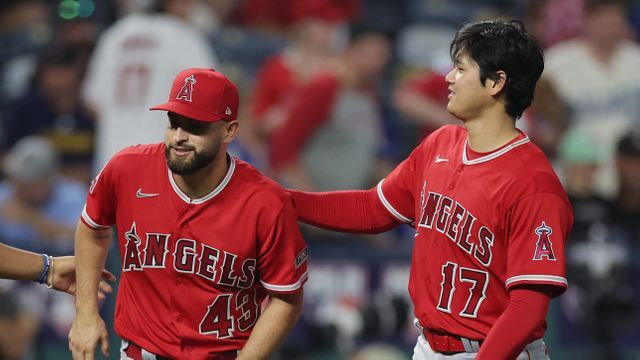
449;19;544;119
348;22;395;44
617;134;640;156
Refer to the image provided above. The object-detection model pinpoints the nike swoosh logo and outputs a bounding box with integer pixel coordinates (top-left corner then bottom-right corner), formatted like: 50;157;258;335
136;188;159;198
434;155;449;163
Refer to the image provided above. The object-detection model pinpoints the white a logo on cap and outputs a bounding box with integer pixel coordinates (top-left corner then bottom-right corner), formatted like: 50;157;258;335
225;107;232;116
176;75;196;102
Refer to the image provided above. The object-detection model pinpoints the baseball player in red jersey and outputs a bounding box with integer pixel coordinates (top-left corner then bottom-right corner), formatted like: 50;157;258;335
289;19;573;359
69;68;308;360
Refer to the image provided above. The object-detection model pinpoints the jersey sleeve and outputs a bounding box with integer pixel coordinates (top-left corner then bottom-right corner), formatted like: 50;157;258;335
378;140;428;224
269;74;339;170
80;158;118;230
505;192;573;296
257;200;308;294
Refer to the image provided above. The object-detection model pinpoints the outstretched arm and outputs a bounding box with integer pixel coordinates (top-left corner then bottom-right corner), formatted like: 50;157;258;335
0;243;49;281
288;188;400;234
0;243;114;299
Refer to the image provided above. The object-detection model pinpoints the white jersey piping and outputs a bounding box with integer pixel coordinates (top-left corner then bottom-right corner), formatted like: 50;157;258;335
376;180;413;224
505;274;568;287
260;271;308;292
81;204;111;229
462;135;530;165
168;154;236;204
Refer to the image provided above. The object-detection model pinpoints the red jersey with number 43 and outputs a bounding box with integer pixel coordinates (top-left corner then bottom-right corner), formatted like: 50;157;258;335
377;125;573;341
81;144;308;359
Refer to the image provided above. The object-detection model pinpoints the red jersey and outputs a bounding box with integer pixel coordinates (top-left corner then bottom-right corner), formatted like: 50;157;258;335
377;125;572;340
250;55;294;121
81;144;308;359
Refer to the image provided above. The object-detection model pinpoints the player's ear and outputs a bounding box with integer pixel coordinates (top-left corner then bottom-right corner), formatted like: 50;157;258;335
486;70;507;96
222;120;239;144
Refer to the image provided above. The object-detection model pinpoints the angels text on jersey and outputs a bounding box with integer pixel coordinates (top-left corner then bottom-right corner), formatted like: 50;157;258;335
122;222;256;289
416;185;494;267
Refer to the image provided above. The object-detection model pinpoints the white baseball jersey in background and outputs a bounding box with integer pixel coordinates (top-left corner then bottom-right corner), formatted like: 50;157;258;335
82;13;218;170
544;39;640;197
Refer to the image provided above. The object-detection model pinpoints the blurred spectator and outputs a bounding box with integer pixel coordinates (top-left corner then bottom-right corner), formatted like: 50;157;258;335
525;76;570;158
543;0;640;197
4;46;95;183
235;15;344;169
558;128;604;198
0;136;86;255
0;0;52;104
612;133;640;243
560;129;638;360
53;17;101;73
82;0;218;170
269;24;392;191
393;69;456;139
250;16;343;138
0;137;85;353
235;0;360;33
0;288;39;360
391;24;457;151
525;0;586;49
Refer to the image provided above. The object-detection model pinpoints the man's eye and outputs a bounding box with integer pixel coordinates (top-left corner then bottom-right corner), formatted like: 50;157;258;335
187;126;207;135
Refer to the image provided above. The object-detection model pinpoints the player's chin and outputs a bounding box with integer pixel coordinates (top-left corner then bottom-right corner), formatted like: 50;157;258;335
167;158;196;173
446;102;458;116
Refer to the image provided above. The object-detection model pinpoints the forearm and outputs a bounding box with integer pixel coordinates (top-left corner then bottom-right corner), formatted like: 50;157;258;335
239;292;303;360
289;188;398;233
476;287;551;360
74;221;111;315
0;243;45;281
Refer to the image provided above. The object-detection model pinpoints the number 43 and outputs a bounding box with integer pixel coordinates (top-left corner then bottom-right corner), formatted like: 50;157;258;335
437;262;489;318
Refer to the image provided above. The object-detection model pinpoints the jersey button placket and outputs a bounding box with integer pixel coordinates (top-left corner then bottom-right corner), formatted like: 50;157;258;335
449;165;465;189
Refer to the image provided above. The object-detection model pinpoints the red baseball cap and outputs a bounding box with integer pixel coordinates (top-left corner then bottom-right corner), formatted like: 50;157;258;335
150;68;239;122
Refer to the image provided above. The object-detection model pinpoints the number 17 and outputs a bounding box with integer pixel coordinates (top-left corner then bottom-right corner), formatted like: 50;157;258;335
437;261;489;318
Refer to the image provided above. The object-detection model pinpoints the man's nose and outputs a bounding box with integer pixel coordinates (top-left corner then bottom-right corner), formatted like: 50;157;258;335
174;127;188;142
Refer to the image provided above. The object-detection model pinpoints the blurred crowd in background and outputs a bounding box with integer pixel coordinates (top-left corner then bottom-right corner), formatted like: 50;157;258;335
1;0;640;359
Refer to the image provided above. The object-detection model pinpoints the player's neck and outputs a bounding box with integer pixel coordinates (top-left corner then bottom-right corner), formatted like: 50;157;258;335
464;113;519;153
172;152;230;200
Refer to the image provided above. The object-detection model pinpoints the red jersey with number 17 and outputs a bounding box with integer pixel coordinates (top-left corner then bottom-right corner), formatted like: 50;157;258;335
377;125;572;341
81;143;308;359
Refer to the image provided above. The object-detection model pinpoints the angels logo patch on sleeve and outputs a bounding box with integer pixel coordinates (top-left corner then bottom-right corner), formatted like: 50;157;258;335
532;221;556;261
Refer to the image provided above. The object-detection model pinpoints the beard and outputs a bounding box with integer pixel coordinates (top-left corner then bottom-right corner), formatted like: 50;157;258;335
165;141;220;175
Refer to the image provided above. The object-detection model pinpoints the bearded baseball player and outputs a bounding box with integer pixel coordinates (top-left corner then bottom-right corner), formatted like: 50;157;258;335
289;19;573;360
69;68;308;360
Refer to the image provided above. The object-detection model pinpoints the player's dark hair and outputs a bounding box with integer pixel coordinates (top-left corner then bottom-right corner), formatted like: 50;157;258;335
449;19;544;119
